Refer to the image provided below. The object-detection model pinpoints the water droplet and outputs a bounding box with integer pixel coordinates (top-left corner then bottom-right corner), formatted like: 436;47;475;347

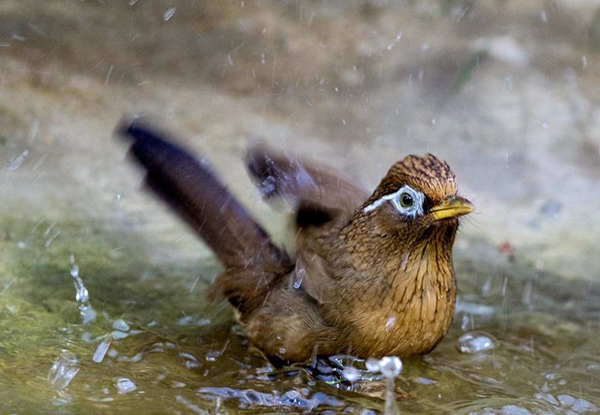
461;314;471;331
456;332;496;354
205;350;221;362
163;7;176;21
366;356;402;414
7;150;28;171
501;405;532;415
414;377;437;385
48;350;80;390
342;366;361;382
111;330;129;340
293;269;305;289
115;377;137;394
79;304;97;325
92;340;111;363
70;256;97;324
481;275;492;295
379;356;402;378
385;317;396;331
365;358;380;372
112;319;130;332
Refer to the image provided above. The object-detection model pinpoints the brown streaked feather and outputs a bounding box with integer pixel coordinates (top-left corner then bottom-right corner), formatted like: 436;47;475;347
365;154;457;205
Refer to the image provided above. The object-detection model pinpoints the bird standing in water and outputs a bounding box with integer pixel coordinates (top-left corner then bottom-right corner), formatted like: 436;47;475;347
119;121;473;363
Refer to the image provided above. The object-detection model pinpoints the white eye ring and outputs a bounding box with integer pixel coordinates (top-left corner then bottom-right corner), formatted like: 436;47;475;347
363;185;425;218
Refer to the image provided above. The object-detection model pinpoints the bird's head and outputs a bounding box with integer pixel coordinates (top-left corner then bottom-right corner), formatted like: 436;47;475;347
359;154;473;242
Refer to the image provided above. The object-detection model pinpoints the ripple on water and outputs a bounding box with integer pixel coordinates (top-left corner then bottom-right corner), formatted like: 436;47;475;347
196;386;344;411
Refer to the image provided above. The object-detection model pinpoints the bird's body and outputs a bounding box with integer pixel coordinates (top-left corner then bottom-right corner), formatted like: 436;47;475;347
120;122;473;362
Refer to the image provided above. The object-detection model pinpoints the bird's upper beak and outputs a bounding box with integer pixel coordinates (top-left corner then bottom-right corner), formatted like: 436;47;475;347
430;195;474;220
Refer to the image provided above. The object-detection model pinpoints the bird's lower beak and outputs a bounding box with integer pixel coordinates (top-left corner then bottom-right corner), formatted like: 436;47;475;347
430;195;474;220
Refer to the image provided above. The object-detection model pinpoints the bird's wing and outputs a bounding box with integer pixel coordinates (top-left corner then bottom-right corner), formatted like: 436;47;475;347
246;144;369;227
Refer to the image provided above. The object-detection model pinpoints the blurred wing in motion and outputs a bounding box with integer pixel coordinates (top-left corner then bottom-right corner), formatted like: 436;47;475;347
247;144;369;228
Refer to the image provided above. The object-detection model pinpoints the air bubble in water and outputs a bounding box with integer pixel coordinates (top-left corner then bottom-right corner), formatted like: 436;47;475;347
457;332;496;354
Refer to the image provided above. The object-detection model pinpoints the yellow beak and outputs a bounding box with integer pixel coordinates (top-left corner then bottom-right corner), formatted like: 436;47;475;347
430;195;474;220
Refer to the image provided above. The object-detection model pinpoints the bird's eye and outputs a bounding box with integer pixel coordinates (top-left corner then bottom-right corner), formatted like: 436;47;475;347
400;192;414;208
391;185;424;218
362;184;425;217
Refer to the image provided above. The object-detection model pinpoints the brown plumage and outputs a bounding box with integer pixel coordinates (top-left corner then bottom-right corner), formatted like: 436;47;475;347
118;121;474;363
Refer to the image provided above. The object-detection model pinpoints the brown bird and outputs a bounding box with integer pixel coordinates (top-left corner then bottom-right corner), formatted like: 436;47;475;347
118;121;473;363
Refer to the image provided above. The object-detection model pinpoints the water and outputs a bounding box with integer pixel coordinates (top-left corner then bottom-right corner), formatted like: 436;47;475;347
456;332;497;354
1;212;599;413
0;0;600;413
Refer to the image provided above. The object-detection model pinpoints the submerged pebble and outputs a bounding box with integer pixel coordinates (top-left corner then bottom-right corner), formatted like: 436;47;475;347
457;332;496;354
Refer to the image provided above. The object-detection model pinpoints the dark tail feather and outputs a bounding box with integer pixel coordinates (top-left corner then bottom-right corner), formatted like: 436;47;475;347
118;120;290;270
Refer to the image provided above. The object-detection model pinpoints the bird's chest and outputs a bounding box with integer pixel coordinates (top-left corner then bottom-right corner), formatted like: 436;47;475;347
337;255;456;356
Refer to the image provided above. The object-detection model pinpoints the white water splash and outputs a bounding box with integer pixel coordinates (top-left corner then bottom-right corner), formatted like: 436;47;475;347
70;255;97;324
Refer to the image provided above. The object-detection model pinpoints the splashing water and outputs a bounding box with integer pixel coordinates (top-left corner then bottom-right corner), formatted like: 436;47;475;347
92;339;111;363
6;150;29;171
48;350;80;390
293;268;305;289
366;356;403;415
163;7;176;21
70;255;97;324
